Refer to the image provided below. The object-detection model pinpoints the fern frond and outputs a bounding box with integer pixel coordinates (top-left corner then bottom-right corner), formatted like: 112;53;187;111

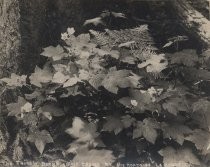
90;25;156;49
89;30;110;47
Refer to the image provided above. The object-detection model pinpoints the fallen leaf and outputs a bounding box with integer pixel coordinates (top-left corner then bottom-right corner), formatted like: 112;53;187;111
63;76;81;88
41;45;68;61
78;69;90;80
41;112;52;120
101;68;140;94
100;10;126;19
29;65;53;87
53;64;67;73
83;17;105;26
21;102;33;113
131;100;138;107
61;27;75;41
111;12;126;18
138;54;168;73
89;73;106;90
0;73;27;87
60;85;83;98
6;97;27;117
52;72;69;84
163;41;173;48
67;27;75;35
65;32;96;57
23;113;38;126
95;48;120;59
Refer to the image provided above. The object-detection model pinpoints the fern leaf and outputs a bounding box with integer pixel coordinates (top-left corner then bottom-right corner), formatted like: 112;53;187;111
89;30;110;46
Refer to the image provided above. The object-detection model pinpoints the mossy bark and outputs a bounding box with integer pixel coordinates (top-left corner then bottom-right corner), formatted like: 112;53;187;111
0;0;20;77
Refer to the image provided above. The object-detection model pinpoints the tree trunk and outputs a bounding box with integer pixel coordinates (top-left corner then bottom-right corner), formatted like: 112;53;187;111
168;0;210;47
0;0;20;77
0;0;50;77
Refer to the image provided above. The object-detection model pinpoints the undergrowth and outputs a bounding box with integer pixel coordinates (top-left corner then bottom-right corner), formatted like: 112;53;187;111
1;12;210;167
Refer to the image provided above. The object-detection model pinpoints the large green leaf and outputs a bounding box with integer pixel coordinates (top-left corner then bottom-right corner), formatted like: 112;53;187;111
102;116;124;135
65;117;99;143
133;118;160;144
119;89;159;112
101;68;141;94
27;130;53;154
0;73;27;88
162;97;190;115
185;129;210;154
65;117;102;154
29;65;53;87
138;54;168;73
41;45;68;61
161;122;192;145
6;97;29;117
191;99;210;130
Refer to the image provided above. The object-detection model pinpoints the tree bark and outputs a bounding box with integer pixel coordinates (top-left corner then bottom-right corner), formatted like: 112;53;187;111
0;0;20;77
0;0;51;77
169;0;210;47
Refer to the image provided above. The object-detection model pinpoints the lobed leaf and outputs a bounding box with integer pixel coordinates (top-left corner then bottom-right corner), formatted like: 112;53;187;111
6;97;28;117
138;54;168;73
133;118;160;144
162;97;190;115
27;130;53;154
29;65;53;88
0;73;27;87
161;122;192;145
41;45;68;61
185;129;210;155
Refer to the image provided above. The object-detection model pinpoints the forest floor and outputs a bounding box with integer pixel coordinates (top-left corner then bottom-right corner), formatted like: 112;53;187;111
1;7;210;167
